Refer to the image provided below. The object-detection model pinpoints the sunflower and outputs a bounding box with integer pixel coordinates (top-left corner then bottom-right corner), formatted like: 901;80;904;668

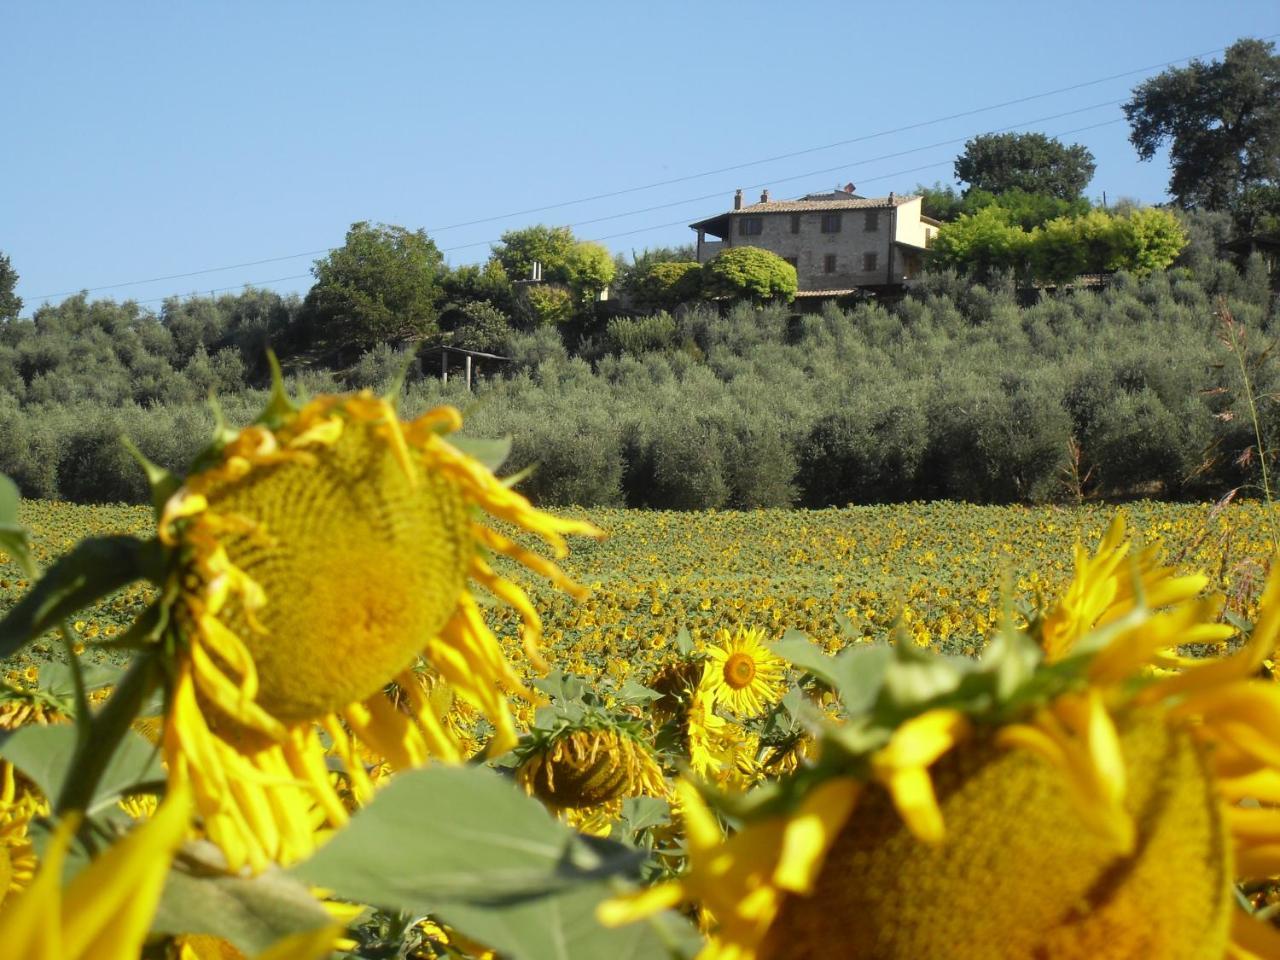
702;626;786;717
148;381;600;871
516;719;667;834
0;763;39;909
603;517;1280;959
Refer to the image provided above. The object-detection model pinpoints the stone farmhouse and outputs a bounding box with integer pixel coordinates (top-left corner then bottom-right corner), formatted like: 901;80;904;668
689;184;940;299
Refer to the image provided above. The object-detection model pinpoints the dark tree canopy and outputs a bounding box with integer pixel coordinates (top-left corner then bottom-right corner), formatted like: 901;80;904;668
1124;38;1280;211
0;253;22;322
954;132;1096;201
299;221;445;353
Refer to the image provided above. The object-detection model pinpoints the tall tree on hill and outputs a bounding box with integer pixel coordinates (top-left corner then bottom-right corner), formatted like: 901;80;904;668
954;132;1096;201
0;253;22;321
490;225;577;283
299;222;444;353
1124;38;1280;212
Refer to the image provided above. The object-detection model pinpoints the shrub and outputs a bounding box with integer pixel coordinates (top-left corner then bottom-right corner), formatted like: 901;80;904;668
701;248;797;303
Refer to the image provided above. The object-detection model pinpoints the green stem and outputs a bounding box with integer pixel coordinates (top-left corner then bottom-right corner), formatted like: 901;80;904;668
57;622;92;753
1226;314;1280;554
55;650;161;816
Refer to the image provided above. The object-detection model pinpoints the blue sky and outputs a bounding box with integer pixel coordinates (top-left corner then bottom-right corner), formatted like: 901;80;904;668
4;1;1277;315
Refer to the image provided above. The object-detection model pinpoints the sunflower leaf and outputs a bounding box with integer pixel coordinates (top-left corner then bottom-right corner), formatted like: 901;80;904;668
450;435;512;473
292;765;699;960
0;535;160;659
152;846;338;956
0;722;163;817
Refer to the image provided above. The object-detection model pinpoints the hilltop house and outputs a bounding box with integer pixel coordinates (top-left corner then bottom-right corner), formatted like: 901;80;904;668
689;185;940;298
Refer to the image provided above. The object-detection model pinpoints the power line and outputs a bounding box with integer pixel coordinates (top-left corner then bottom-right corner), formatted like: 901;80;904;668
121;115;1126;307
35;34;1263;306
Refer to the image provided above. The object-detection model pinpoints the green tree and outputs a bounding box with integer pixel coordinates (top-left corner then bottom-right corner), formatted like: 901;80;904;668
449;300;512;354
1124;38;1280;210
519;284;575;326
1121;207;1188;275
928;207;1030;279
563;241;616;301
954;132;1096;200
628;261;702;312
299;222;444;352
490;225;576;283
959;188;1091;230
0;253;22;321
915;182;965;221
701;248;797;303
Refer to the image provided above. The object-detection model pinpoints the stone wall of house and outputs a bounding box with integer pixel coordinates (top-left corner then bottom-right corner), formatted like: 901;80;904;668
724;208;896;290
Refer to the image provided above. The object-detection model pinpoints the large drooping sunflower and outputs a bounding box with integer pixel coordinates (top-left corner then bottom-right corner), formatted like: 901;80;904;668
603;516;1280;959
151;383;600;871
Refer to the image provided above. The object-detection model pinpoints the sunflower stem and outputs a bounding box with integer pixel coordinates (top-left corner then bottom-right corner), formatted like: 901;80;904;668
57;621;92;754
55;650;161;817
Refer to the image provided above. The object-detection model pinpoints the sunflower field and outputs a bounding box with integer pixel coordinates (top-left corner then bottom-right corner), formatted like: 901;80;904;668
2;380;1280;958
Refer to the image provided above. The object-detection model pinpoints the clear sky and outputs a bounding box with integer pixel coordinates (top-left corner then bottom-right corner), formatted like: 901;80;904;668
3;1;1277;315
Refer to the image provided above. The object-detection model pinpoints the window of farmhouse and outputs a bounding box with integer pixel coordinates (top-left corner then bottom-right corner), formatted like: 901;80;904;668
863;252;878;271
790;214;801;234
738;217;763;236
821;213;842;233
824;254;837;273
865;210;880;232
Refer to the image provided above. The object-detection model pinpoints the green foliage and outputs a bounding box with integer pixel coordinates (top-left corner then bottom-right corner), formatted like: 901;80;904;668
916;182;965;222
934;206;1187;283
563;241;616;300
1124;207;1189;276
293;765;695;960
954;132;1096;200
701;247;797;302
928;207;1030;279
614;244;698;294
449;300;513;354
1125;38;1280;211
626;261;702;312
605;313;679;355
440;260;514;318
520;284;575;327
0;252;22;321
491;225;577;283
299;221;445;353
960;188;1092;231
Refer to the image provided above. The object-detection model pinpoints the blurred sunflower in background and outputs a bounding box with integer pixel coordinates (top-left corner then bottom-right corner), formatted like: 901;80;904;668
152;379;601;871
604;516;1280;959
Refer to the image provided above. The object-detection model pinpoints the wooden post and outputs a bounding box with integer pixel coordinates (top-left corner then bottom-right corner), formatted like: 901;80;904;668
440;349;448;384
465;354;473;392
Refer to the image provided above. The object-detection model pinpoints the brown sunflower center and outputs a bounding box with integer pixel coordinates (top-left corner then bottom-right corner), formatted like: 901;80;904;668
724;652;757;690
191;416;472;724
764;710;1231;960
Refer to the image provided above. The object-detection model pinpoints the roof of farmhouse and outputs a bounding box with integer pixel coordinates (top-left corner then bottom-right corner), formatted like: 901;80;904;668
690;192;921;231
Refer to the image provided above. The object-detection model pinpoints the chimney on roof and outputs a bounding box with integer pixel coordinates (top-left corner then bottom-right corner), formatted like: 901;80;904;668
888;191;895;203
760;189;770;203
734;189;743;210
843;182;855;194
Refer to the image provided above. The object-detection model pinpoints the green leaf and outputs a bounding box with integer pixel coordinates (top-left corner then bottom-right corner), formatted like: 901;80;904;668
617;679;663;705
0;724;162;817
0;473;35;578
674;627;694;656
532;669;589;707
771;631;891;714
153;848;338;956
0;535;161;659
619;796;670;835
0;473;18;526
880;642;965;714
292;765;697;960
450;435;512;474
